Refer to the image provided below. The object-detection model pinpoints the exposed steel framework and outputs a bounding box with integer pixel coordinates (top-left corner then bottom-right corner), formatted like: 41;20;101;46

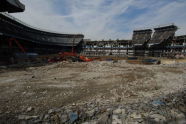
82;25;185;57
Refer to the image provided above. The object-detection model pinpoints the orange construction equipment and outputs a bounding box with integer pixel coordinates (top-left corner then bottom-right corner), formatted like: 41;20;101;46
59;52;77;57
8;38;26;53
57;52;93;62
79;55;93;62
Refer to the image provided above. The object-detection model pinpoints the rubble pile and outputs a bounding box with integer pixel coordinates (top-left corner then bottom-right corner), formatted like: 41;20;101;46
0;60;185;123
15;90;186;124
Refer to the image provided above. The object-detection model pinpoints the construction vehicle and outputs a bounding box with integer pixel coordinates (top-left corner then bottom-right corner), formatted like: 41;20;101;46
48;52;93;63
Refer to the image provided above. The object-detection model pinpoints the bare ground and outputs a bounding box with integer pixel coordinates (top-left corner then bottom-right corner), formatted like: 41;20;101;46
0;60;185;118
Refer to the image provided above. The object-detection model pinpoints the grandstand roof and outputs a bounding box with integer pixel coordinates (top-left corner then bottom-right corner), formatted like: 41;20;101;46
0;0;25;13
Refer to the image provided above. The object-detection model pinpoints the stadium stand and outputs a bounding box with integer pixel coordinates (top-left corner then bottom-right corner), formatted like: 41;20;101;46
149;25;177;44
132;29;152;45
0;0;25;13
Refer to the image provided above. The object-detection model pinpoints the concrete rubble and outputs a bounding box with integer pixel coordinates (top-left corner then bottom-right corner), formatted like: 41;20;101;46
0;60;185;123
15;90;186;123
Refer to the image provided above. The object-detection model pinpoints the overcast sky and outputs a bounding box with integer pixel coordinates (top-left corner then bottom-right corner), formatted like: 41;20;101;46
11;0;186;40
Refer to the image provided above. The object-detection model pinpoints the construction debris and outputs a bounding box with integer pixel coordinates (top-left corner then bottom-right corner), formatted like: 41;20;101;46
0;60;185;123
48;52;93;63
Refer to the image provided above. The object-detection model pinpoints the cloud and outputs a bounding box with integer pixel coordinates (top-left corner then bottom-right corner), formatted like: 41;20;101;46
11;0;186;40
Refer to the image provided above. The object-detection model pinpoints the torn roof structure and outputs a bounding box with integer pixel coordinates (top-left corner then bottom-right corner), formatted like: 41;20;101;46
0;0;25;13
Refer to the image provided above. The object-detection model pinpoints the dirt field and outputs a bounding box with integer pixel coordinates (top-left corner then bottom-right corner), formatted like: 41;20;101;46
0;60;185;122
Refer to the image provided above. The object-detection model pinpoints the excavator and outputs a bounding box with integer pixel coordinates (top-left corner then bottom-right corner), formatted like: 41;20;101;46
59;52;93;62
48;45;93;63
48;52;93;63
